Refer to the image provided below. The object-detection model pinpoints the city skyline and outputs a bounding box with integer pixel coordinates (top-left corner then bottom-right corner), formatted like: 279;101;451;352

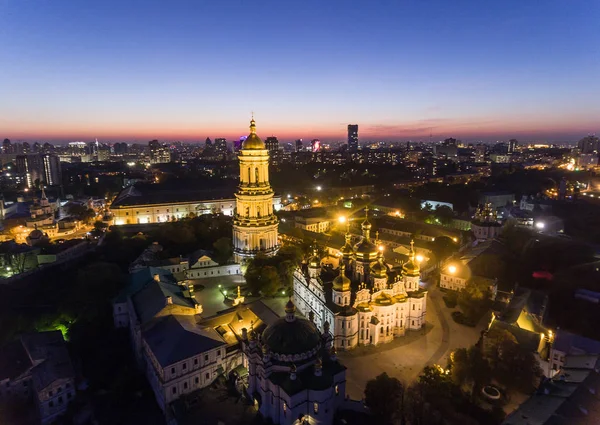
1;1;599;142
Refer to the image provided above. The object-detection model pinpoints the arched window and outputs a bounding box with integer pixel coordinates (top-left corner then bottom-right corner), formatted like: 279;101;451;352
255;167;259;183
247;167;251;183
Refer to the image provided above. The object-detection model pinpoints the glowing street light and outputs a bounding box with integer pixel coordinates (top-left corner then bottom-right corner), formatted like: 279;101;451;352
316;186;322;191
535;222;545;229
415;254;424;263
338;216;347;224
448;265;457;274
378;245;384;252
452;237;458;243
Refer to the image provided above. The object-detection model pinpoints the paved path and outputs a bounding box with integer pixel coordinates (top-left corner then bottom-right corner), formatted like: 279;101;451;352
339;287;484;399
424;290;450;367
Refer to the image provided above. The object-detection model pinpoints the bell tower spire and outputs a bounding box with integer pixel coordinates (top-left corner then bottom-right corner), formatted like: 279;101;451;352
232;117;279;262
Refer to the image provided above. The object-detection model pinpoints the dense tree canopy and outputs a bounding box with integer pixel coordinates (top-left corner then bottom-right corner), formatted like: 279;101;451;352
364;373;404;425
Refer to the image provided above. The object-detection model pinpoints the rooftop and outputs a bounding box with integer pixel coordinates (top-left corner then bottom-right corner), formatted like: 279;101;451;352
143;315;227;368
111;184;235;208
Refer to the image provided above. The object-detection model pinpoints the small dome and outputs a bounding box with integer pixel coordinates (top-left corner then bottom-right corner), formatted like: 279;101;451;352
285;298;296;314
403;240;420;277
354;238;377;255
340;242;354;255
262;316;321;357
308;246;321;268
361;219;372;230
333;264;351;291
370;257;388;278
340;233;354;255
242;118;266;150
28;229;44;240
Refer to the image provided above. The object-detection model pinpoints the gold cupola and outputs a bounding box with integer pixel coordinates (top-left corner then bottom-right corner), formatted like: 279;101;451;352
242;117;266;150
333;262;351;291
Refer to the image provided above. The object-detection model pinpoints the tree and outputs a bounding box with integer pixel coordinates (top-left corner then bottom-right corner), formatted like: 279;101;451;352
245;263;281;296
364;373;404;425
434;205;454;225
212;237;233;264
431;236;457;268
450;346;491;396
493;341;542;393
67;203;96;224
93;221;108;232
457;276;492;322
69;262;125;320
484;327;541;393
483;327;518;367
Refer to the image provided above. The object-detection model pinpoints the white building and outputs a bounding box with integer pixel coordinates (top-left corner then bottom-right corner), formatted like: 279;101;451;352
294;209;427;350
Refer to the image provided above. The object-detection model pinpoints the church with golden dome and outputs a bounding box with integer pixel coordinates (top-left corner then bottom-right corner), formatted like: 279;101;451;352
232;118;279;262
293;209;428;350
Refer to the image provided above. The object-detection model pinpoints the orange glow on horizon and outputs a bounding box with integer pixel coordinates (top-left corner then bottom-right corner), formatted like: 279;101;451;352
3;115;597;142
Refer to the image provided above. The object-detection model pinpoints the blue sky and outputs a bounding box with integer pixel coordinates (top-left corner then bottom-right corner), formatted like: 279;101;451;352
1;0;599;142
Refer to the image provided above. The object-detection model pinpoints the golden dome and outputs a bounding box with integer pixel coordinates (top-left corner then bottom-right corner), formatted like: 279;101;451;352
242;118;266;150
333;263;351;291
309;246;321;268
340;233;354;255
403;240;420;277
370;255;388;279
354;238;377;256
285;298;296;314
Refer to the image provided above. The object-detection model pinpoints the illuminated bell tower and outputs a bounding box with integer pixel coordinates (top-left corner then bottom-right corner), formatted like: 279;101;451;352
233;118;279;262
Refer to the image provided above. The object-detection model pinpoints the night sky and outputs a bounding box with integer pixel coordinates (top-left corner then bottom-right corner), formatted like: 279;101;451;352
1;0;599;142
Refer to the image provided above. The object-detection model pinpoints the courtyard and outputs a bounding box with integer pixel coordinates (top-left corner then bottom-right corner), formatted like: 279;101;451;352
339;286;490;399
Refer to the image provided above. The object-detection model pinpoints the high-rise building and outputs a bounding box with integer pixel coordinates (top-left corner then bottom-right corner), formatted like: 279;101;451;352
214;138;227;155
508;139;518;154
205;137;212;147
295;139;303;152
578;136;599;154
347;124;358;151
16;154;62;188
113;142;128;155
265;136;279;153
232;118;279;262
3;139;13;154
475;144;486;162
148;140;171;164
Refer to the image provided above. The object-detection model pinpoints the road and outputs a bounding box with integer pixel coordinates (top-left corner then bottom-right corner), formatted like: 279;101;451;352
339;287;488;399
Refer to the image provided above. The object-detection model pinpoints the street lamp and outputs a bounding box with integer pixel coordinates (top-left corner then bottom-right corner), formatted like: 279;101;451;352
448;265;457;274
316;186;322;191
338;216;346;224
416;254;424;263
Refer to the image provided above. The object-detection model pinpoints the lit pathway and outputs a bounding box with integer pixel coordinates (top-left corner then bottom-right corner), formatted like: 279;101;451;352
339;287;483;399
